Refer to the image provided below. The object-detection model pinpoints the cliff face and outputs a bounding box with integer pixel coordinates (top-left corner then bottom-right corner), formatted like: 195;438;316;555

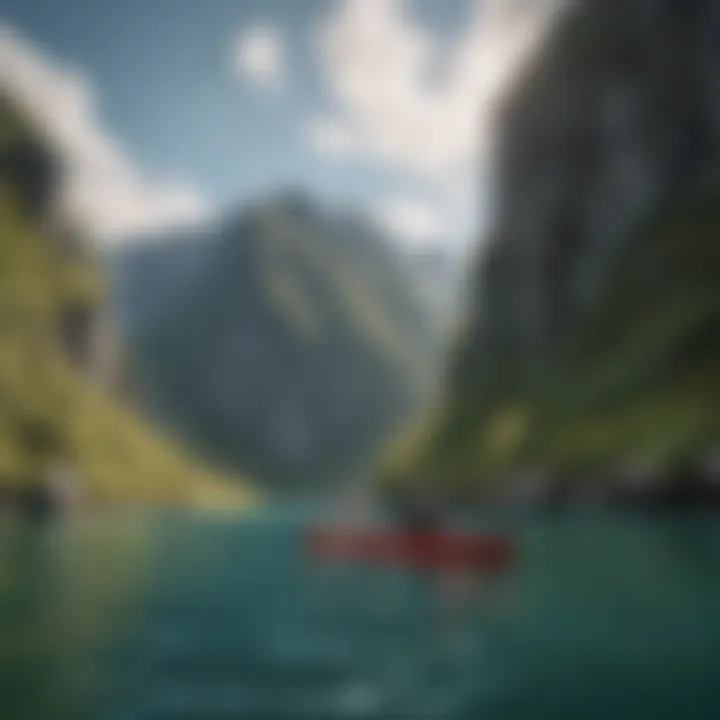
387;0;720;495
114;195;441;492
463;0;720;373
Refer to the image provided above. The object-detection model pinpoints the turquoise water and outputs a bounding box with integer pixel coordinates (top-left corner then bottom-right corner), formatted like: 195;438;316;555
2;510;720;719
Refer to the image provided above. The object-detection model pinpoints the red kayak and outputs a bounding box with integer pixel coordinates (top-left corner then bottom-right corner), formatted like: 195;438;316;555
307;527;515;572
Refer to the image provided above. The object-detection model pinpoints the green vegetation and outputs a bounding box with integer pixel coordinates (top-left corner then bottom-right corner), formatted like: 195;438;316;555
381;0;720;501
384;187;720;494
0;95;252;507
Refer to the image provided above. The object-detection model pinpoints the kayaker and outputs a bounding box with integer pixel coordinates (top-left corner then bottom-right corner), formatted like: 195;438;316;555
384;483;442;532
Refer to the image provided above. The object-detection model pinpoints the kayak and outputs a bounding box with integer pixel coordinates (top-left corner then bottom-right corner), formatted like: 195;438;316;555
306;528;516;571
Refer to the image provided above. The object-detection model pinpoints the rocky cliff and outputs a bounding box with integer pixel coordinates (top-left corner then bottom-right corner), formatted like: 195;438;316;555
385;0;720;501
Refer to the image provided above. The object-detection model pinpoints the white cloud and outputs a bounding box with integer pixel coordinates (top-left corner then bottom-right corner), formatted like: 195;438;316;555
233;26;285;89
380;196;442;246
307;118;357;157
0;25;210;243
309;0;563;244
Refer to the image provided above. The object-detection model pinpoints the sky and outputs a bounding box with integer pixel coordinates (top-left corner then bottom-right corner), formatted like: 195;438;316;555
0;0;559;249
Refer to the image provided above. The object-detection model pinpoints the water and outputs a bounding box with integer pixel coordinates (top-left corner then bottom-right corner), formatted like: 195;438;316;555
1;509;720;719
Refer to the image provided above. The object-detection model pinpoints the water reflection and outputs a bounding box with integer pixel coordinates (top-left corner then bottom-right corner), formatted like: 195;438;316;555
0;516;154;718
1;513;720;719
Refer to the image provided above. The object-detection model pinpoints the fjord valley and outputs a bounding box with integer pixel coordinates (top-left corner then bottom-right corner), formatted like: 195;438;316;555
3;0;720;718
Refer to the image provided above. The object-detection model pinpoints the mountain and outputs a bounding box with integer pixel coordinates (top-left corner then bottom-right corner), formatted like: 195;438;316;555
0;92;249;509
384;0;720;504
112;193;441;492
399;245;462;331
112;227;218;336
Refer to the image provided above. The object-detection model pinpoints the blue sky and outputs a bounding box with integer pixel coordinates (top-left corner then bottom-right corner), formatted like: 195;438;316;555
0;0;555;247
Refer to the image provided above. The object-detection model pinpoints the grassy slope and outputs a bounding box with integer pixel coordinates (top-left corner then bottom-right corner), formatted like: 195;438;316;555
383;187;720;493
0;99;252;507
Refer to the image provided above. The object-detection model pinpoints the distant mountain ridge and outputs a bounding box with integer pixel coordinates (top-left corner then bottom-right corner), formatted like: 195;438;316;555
112;192;442;491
